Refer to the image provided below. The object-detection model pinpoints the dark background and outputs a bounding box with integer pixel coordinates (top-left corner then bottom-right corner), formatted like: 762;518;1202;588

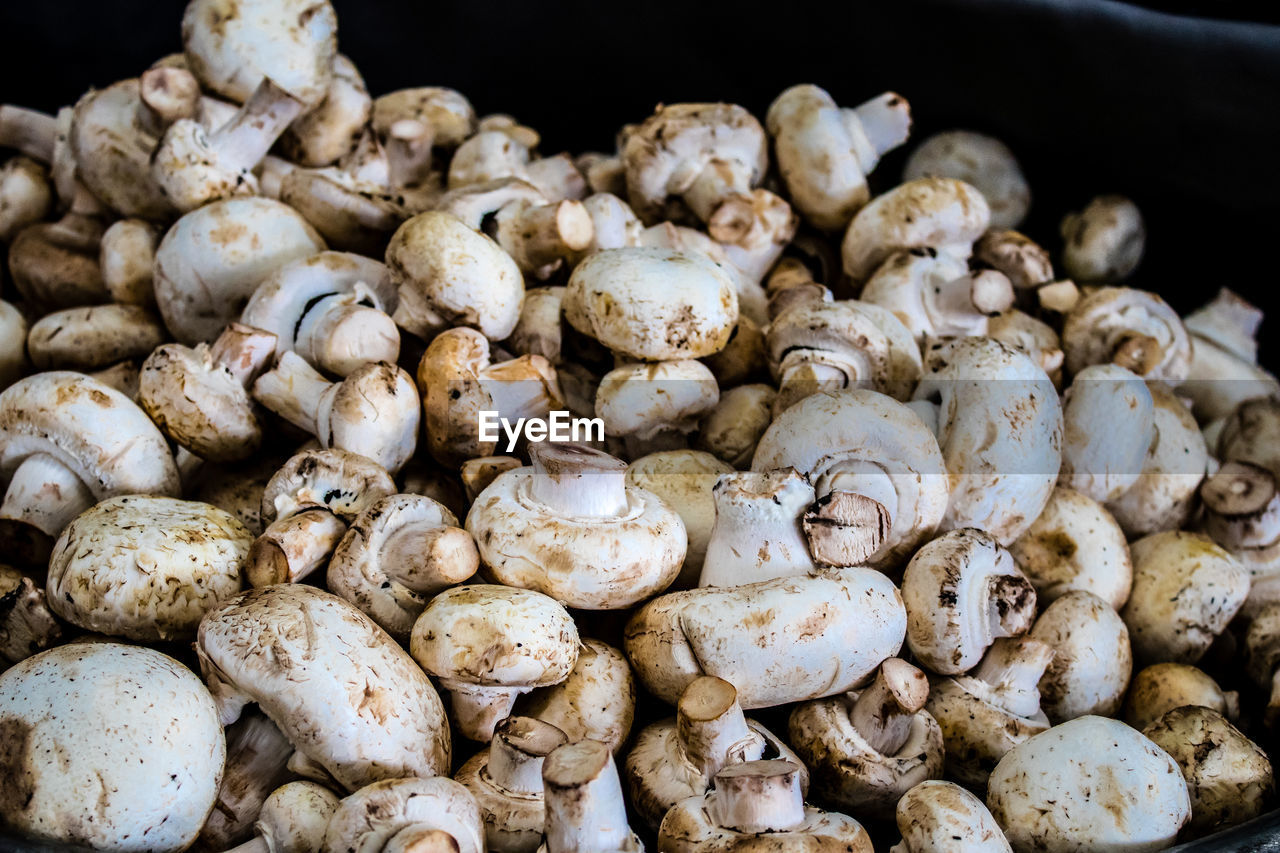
3;0;1279;356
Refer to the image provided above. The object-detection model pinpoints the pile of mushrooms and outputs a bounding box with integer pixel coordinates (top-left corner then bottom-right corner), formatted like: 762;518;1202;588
1;2;1278;851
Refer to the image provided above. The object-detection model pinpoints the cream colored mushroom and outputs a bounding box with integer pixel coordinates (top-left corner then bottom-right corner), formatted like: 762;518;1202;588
891;780;1012;853
199;710;294;849
321;777;483;853
508;286;566;364
1062;286;1191;382
198;584;451;791
1030;591;1132;722
974;229;1054;290
282;54;371;167
1059;195;1145;283
625;451;733;589
1058;364;1154;503
99;218;158;307
0;302;27;390
25;304;167;372
371;87;476;188
695;384;775;469
698;468;824;586
541;740;644;853
595;360;719;456
1244;603;1280;726
229;780;341;853
1123;663;1240;732
858;249;1014;345
0;156;52;242
516;639;636;756
635;220;767;326
903;131;1030;229
1200;460;1280;617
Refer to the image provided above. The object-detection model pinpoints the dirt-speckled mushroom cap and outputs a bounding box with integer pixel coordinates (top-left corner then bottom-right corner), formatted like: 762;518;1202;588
260;447;397;526
986;716;1191;853
182;0;338;108
515;638;636;756
69;79;175;221
1123;663;1238;733
1030;591;1132;723
27;304;169;372
0;642;224;852
153;197;326;345
563;247;739;361
371;87;477;152
1061;286;1190;383
197;584;451;791
140;343;262;462
902;131;1030;230
320;776;484;853
48;495;250;642
892;780;1012;853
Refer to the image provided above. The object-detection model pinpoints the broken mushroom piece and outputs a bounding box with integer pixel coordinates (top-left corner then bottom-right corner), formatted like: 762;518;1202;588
1062;285;1191;382
698;468;822;586
541;740;643;853
516;639;637;756
328;493;478;642
595;360;719;456
0;642;224;852
789;658;944;821
625;451;733;590
198;584;451;791
410;584;579;742
1059;194;1145;283
321;777;484;853
25;303;168;372
466;443;686;610
1028;590;1132;723
658;759;872;852
625;676;803;831
925;637;1054;788
766;84;911;231
858;249;1014;345
508;286;566;364
455;716;569;853
986;716;1191;853
253;353;420;473
1142;705;1274;837
0;565;61;667
891;780;1012;853
1123;663;1240;733
903;130;1030;230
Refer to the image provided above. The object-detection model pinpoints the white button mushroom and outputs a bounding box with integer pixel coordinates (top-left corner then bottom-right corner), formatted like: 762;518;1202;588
0;642;225;851
1029;590;1132;722
698;468;822;587
231;780;340;853
1058;364;1155;503
1059;194;1145;283
891;779;1012;853
282;54;371;168
410;584;579;742
595;360;720;457
1123;662;1240;733
1061;286;1191;382
625;451;733;590
903;131;1031;230
0;156;53;243
695;383;776;470
321;777;484;853
99;218;160;307
197;584;451;790
986;716;1191;853
635;221;767;326
515;638;637;757
371;87;476;188
466;443;686;610
0;302;28;391
974;229;1055;291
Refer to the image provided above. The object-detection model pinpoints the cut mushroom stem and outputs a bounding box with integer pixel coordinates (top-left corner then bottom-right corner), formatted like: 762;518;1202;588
677;676;764;780
849;658;930;755
293;288;400;378
700;469;816;586
380;523;478;596
971;637;1055;719
1112;333;1164;376
542;740;639;853
529;442;629;518
0;105;57;162
709;760;807;834
804;491;891;568
488;716;570;795
0;452;95;550
1201;461;1280;550
496;199;594;271
247;507;349;587
936;270;1014;317
844;92;912;159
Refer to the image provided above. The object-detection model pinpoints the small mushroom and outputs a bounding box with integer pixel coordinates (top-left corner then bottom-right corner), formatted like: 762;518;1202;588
327;493;479;641
595;360;720;456
320;777;484;853
789;658;944;821
891;780;1012;853
1029;590;1132;722
1123;663;1240;732
658;759;872;852
466;443;686;610
901;528;1037;676
460;456;523;504
903;131;1030;229
1059;194;1145;283
8;213;108;311
625;676;804;830
1062;286;1191;382
695;383;775;469
0;565;61;667
0;642;225;852
0;156;52;242
410;584;579;742
699;468;823;586
516;638;636;756
1058;364;1154;503
507;286;566;364
986;716;1190;853
99;218;159;307
541;740;644;853
858;249;1014;345
1200;461;1280;617
625;450;733;589
973;229;1054;291
26;304;168;372
371;87;476;187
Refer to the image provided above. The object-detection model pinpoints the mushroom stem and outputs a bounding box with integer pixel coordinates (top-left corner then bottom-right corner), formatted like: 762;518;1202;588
1112;333;1164;376
444;681;525;742
247;508;348;587
0;452;95;539
844;92;912;166
971;637;1055;719
848;659;929;755
257;155;298;199
138;66;202;135
700;469;816;587
935;270;1015;317
810;457;900;555
708;760;806;834
252;352;333;434
210;80;307;175
986;573;1038;639
384;826;460;853
496;199;594;271
294;288;400;377
775;360;848;413
529;442;628;518
1201;462;1280;550
386;118;435;188
381;524;479;596
487;716;569;795
677;676;764;780
0;105;57;162
542;740;638;853
211;322;279;388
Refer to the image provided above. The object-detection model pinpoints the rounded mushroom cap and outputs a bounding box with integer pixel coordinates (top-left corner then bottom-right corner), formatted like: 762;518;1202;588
1142;705;1273;836
198;584;451;790
903;131;1030;230
0;371;181;500
1030;591;1132;723
626;450;733;589
1121;531;1249;665
1059;195;1145;283
260;446;397;525
1062;286;1190;382
140;342;261;461
182;0;338;107
596;360;720;438
410;585;579;689
986;716;1191;853
1059;364;1155;503
321;777;484;853
371;87;477;151
70;79;174;221
842;177;990;281
48;495;250;641
27;304;168;372
515;638;637;756
1123;663;1236;733
7;215;108;312
386;211;525;341
256;780;341;853
154;197;326;345
320;360;420;474
564;247;739;361
1008;487;1132;610
0;157;53;243
0;642;224;852
894;780;1012;853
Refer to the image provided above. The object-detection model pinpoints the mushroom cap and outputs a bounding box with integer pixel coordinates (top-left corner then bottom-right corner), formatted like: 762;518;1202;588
913;336;1063;545
70;79;174;220
0;371;181;499
371;87;476;151
901;528;1036;676
1059;364;1154;503
319;360;419;474
515;638;636;756
841;177;990;281
903;131;1030;230
197;584;451;790
564;247;739;361
27;304;169;372
256;780;340;853
753;389;948;568
1008;487;1132;610
1142;706;1274;836
636;221;766;325
182;0;338;107
894;780;1012;853
1061;286;1190;382
626;450;733;590
260;446;397;526
48;495;250;642
437;177;547;229
0;157;53;244
154;197;326;345
1121;531;1249;665
1059;195;1145;283
278;167;410;257
0;643;224;852
624;570;907;709
596;359;720;438
321;777;484;853
410;585;579;690
140;342;262;461
986;716;1191;853
7;215;108;311
695;383;776;470
385;211;525;341
466;466;686;610
1030;591;1132;723
1123;663;1236;732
